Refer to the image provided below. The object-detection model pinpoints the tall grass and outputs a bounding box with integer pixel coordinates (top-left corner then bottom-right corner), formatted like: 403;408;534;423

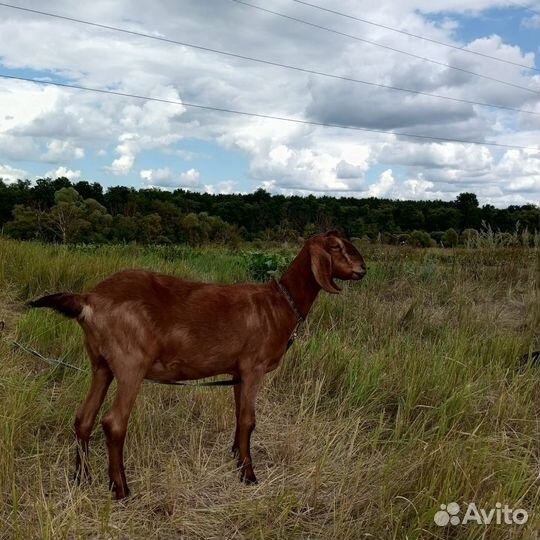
1;238;539;539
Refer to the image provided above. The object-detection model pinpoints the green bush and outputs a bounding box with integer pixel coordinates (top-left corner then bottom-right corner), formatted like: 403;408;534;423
409;230;432;248
430;231;444;244
397;233;410;245
442;228;459;247
242;251;293;282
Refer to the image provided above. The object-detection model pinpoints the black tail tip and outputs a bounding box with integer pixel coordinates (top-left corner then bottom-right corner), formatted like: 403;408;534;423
27;293;83;318
28;297;53;309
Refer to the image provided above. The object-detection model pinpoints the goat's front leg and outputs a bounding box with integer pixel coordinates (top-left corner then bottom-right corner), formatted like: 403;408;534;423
231;383;241;458
237;370;264;484
101;371;144;499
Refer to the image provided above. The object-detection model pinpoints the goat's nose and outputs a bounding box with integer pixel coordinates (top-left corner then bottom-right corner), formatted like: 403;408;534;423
353;265;367;278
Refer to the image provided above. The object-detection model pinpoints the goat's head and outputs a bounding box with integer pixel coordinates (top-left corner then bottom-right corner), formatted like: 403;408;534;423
308;230;366;294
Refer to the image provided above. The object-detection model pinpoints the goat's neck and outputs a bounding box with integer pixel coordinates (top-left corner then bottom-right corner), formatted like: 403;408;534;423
280;248;320;319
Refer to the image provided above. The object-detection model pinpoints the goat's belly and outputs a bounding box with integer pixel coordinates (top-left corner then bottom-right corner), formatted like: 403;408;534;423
145;355;238;382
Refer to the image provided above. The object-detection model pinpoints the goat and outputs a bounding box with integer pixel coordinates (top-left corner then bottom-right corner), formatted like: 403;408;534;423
29;230;366;499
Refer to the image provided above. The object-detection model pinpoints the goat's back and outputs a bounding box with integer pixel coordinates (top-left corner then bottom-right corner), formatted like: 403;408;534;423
78;270;291;379
88;269;269;323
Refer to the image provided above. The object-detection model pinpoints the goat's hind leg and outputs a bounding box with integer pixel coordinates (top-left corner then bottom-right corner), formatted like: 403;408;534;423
231;383;241;458
102;370;144;499
74;355;113;484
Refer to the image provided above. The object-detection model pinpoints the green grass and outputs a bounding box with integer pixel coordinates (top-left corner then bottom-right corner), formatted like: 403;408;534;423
1;238;540;539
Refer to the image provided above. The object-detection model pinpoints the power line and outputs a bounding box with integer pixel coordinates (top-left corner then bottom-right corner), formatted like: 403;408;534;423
230;0;540;95
290;0;540;72
0;73;536;151
1;3;538;117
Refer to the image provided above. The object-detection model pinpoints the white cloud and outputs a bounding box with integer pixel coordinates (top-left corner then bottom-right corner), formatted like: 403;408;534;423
368;169;396;197
108;134;138;176
178;168;201;187
522;14;540;29
0;0;537;205
402;177;436;198
245;138;373;192
0;163;29;183
378;142;494;171
44;166;81;180
204;180;237;194
140;167;201;189
336;160;368;179
42;139;85;162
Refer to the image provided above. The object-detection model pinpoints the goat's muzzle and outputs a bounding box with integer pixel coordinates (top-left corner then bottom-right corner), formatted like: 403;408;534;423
351;267;367;280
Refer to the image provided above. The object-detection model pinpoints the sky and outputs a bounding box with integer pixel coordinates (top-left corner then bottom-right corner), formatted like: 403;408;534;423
0;0;538;206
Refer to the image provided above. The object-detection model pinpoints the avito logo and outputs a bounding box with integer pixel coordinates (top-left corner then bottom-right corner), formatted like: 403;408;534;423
434;502;528;526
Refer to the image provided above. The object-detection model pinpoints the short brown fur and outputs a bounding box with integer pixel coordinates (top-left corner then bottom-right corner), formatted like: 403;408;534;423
30;231;366;498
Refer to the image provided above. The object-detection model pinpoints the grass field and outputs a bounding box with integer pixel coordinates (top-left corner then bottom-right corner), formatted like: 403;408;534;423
1;237;540;539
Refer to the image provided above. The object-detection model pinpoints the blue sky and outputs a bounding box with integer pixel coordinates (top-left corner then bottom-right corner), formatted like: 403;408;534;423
0;0;538;205
443;5;539;64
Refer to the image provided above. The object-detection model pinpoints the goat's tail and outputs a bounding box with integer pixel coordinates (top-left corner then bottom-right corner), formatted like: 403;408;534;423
29;293;85;319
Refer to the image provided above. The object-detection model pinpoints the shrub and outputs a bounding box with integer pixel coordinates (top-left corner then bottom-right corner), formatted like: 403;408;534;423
442;228;459;247
409;230;432;248
242;251;293;282
430;231;445;245
397;233;410;245
462;228;479;247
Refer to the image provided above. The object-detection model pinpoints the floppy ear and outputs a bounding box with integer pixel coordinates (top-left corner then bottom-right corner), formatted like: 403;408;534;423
310;244;341;294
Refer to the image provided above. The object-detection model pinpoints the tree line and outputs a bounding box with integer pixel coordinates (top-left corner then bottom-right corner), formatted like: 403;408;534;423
1;177;539;246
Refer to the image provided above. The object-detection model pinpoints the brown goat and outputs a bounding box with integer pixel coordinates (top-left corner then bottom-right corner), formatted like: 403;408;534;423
30;231;366;498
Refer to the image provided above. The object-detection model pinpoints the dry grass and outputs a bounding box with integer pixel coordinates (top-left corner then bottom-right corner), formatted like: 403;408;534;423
1;239;540;539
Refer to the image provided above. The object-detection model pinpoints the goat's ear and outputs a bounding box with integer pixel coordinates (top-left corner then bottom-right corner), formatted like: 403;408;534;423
310;244;341;294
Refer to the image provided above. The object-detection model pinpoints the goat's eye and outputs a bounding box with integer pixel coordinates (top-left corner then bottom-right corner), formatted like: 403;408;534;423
329;244;340;251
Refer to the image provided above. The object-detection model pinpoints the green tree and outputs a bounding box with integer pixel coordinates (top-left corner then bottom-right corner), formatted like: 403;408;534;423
151;200;183;242
0;179;32;225
112;215;138;243
138;213;163;243
409;230;432;248
425;207;461;231
73;180;105;204
4;205;44;240
3;174;539;245
32;177;72;208
303;223;318;238
47;187;86;243
80;198;113;242
456;193;481;229
442;228;459;247
462;228;479;247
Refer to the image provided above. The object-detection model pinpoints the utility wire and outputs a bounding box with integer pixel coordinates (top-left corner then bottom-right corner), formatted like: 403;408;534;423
290;0;540;72
231;0;540;94
0;73;536;151
0;2;538;116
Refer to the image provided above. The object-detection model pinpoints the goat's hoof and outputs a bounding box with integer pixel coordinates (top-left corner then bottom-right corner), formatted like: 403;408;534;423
240;470;258;485
109;481;130;500
242;475;258;485
115;489;130;500
73;469;91;485
231;445;239;459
